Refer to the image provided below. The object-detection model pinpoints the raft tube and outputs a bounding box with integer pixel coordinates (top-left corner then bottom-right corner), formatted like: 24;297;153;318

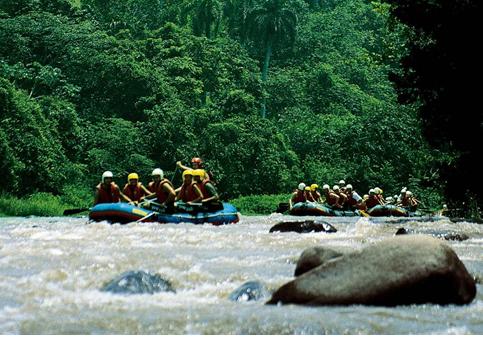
366;204;409;217
289;202;360;217
89;202;240;225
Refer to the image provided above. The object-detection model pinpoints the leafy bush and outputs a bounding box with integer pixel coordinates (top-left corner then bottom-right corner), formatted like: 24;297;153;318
231;194;292;215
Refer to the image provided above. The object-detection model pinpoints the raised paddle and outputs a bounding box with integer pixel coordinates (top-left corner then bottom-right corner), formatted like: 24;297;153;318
63;207;90;216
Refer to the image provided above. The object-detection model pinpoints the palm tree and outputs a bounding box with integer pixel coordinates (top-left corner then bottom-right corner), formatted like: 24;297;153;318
247;0;297;118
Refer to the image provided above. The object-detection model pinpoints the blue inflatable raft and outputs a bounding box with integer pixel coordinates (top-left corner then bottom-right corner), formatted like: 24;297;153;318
89;202;240;225
289;202;411;217
289;202;361;216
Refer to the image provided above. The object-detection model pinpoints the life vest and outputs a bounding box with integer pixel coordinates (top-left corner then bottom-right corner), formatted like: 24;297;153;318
197;179;212;199
337;192;348;205
122;182;146;202
155;179;174;203
292;190;306;204
365;196;380;209
178;182;201;202
148;181;159;193
311;191;321;202
401;196;413;207
347;192;358;207
305;190;315;202
325;191;338;206
96;182;120;204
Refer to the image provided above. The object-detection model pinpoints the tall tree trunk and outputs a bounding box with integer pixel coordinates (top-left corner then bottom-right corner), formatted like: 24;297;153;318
260;40;272;118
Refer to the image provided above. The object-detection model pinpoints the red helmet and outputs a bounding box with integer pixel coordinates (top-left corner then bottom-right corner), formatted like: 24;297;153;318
191;157;203;164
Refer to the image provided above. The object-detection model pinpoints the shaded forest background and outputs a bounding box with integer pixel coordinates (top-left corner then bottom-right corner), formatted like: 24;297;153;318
0;0;480;215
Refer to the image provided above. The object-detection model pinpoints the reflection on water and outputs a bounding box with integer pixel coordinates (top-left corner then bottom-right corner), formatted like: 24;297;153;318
0;215;482;334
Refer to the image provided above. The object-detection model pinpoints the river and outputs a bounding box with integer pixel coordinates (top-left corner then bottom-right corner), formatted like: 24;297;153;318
0;214;482;334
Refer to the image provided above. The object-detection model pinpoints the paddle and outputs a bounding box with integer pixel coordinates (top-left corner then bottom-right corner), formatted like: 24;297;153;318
359;209;370;217
63;207;90;216
135;211;157;223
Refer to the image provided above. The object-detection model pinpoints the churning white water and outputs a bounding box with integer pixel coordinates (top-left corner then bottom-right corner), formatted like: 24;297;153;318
0;214;482;334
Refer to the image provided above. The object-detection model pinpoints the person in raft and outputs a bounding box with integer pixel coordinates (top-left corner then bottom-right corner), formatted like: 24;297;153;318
289;183;307;209
305;186;315;202
176;157;214;182
94;171;131;205
365;189;384;209
310;184;322;203
175;169;203;210
144;168;176;210
122;173;151;205
192;169;223;211
322;184;343;209
344;184;364;210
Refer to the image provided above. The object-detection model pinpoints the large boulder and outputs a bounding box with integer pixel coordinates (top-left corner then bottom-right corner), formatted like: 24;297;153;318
269;220;337;234
294;247;344;277
101;270;175;295
395;227;469;241
267;235;476;306
228;281;270;302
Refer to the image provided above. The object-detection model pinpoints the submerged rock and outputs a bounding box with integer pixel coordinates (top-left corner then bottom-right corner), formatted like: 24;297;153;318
267;235;476;306
395;227;469;241
294;247;345;277
101;270;175;295
269;220;337;234
228;281;270;302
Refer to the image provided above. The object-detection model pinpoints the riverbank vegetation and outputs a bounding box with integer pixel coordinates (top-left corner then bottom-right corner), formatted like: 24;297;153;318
0;0;480;217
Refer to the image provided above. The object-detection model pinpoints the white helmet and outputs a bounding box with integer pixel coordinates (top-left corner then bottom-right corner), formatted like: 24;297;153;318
346;184;353;190
369;189;376;195
322;184;330;190
152;168;164;178
338;180;345;186
406;191;412;196
102;171;113;183
298;183;306;191
401;187;407;194
333;185;340;191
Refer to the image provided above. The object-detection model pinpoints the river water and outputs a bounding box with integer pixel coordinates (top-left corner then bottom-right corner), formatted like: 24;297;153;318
0;214;482;334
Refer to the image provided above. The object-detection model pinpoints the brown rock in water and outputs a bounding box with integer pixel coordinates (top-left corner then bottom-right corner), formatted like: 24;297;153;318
267;235;476;306
294;247;344;277
395;227;469;241
269;220;337;234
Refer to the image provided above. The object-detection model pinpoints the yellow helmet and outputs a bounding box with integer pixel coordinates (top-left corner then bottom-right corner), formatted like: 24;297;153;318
182;169;193;178
310;184;319;191
305;186;311;191
128;173;139;181
192;169;206;178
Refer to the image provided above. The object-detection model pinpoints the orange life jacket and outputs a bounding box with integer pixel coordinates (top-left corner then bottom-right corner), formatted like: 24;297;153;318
122;183;146;202
178;182;201;202
197;179;211;199
325;191;338;206
292;190;306;204
305;190;315;202
365;195;381;209
311;191;321;202
347;192;358;207
148;181;158;193
96;182;120;204
155;179;174;203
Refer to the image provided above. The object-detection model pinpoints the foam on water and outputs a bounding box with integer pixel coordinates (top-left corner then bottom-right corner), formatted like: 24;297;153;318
0;215;482;334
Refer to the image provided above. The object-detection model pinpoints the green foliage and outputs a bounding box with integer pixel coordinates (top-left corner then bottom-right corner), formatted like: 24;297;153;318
231;193;291;215
0;192;66;216
0;0;448;214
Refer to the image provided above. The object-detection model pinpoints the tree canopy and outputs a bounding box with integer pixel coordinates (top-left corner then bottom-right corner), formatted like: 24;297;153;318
1;0;476;213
